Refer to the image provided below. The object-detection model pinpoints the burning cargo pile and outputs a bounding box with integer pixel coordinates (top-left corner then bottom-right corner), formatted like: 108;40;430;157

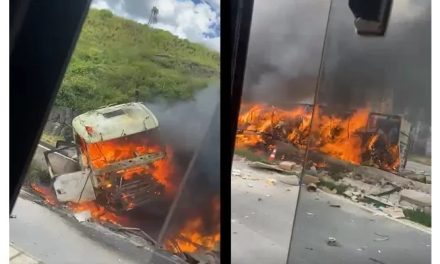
235;103;410;173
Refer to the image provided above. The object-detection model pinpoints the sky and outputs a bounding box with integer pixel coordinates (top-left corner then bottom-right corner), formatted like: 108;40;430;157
90;0;220;51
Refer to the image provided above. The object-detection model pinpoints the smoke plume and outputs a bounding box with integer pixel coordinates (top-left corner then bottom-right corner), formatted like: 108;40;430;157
242;0;430;125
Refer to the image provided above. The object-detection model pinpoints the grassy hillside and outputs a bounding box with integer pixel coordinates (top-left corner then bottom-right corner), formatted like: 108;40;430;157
56;9;219;112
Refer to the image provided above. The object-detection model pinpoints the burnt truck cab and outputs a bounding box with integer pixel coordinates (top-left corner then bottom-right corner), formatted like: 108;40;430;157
44;103;167;212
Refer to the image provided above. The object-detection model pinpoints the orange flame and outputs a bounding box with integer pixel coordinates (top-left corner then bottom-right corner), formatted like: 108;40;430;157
165;196;220;253
31;183;58;205
67;201;127;225
236;103;400;171
78;132;174;191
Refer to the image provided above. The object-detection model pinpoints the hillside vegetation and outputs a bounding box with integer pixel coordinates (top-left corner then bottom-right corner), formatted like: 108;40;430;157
56;9;219;112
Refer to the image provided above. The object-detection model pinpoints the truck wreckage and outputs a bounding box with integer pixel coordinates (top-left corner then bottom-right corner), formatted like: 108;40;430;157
235;103;412;173
33;102;220;263
44;102;168;212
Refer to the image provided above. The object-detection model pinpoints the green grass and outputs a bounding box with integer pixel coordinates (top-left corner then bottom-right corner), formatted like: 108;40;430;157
55;9;219;112
403;209;431;227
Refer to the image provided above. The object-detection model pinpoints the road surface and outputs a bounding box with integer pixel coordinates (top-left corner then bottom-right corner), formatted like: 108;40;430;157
10;194;180;264
288;188;431;264
231;158;431;264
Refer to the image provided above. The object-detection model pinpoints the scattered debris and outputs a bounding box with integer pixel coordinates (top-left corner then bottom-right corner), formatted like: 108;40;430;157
307;183;317;192
328;202;341;208
279;175;300;186
303;175;320;185
356;246;367;251
232;169;241;177
247;183;254;188
233;232;238;234
373;232;390;242
326;237;341;247
369;257;386;264
257;198;262;202
9;215;17;219
265;194;271;197
306;212;314;216
286;188;291;191
74;210;92;222
231;219;237;223
244;215;249;218
370;184;400;197
248;162;297;175
305;247;314;251
382;207;405;219
322;187;337;194
400;189;431;208
363;195;395;207
377;249;382;254
278;161;298;171
266;178;277;185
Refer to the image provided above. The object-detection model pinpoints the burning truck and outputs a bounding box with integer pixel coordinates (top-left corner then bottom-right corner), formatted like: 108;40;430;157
43;102;171;212
235;103;412;173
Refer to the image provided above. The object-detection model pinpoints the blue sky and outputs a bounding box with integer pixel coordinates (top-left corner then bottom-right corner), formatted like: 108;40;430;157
91;0;220;51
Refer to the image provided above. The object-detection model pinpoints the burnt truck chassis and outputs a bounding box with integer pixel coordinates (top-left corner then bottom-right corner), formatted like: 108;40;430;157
92;151;167;212
44;141;167;213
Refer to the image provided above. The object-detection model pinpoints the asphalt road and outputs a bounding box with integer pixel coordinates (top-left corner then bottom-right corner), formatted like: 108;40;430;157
231;159;299;264
231;158;431;264
10;195;180;264
288;188;431;264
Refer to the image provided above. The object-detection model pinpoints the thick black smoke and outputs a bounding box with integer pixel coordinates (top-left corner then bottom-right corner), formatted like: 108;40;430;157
319;0;431;124
242;0;330;107
242;0;430;125
132;84;220;240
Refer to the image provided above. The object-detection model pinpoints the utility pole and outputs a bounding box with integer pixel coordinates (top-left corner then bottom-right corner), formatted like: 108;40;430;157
148;6;159;25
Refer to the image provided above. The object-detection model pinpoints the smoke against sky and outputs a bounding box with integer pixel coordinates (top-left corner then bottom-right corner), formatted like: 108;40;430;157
242;0;431;123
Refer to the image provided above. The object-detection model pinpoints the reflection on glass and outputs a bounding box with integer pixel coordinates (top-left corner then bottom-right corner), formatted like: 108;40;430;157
288;1;431;264
231;0;329;263
10;1;220;263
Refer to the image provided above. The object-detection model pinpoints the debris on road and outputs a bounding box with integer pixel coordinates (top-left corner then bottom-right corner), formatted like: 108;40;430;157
369;257;386;264
399;189;431;208
247;183;254;188
278;161;298;171
74;210;92;222
306;212;314;216
258;198;262;202
326;237;341;247
356;246;367;251
265;194;271;197
232;169;242;177
266;178;277;185
307;183;317;192
9;215;17;219
328;202;341;208
305;247;314;251
303;175;320;185
382;207;405;219
374;232;390;242
248;161;297;175
286;188;291;191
